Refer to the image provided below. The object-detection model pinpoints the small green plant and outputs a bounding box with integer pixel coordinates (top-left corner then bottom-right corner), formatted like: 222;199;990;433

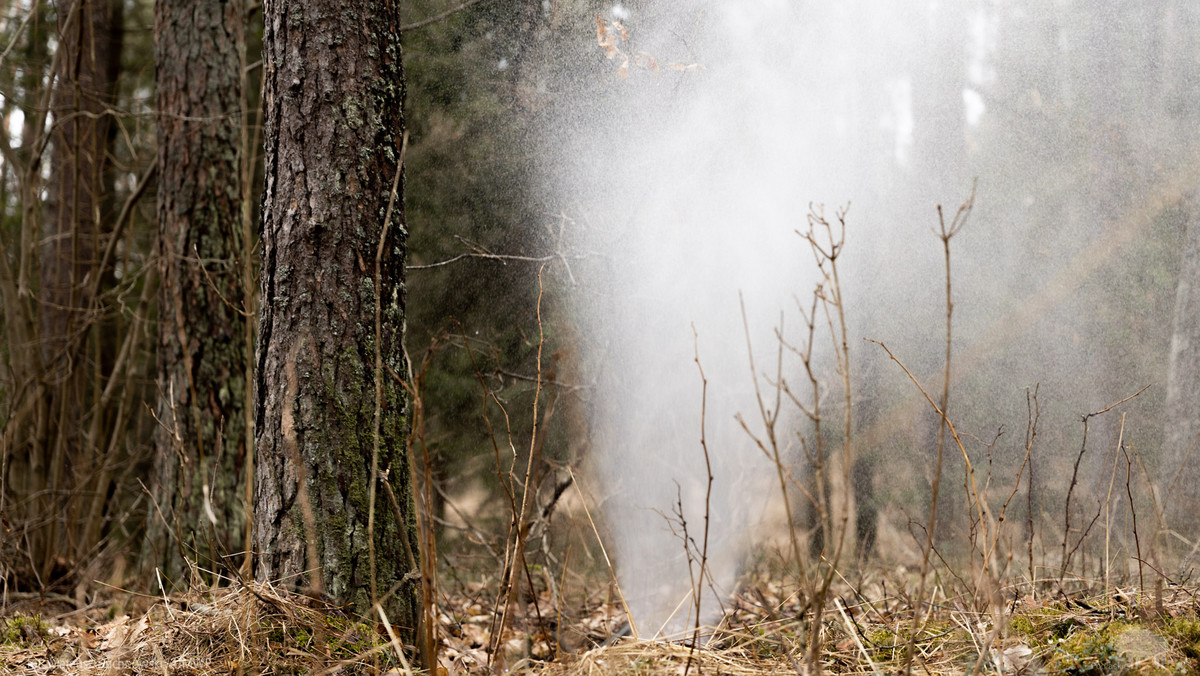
1050;622;1127;675
1;614;49;644
261;614;383;660
1163;617;1200;663
1009;614;1036;637
865;627;899;661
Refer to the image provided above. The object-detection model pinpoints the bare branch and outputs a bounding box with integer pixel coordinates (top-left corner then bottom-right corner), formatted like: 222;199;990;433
401;0;486;32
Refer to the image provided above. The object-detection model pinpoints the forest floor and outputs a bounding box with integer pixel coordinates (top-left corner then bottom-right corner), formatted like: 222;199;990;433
3;564;1199;675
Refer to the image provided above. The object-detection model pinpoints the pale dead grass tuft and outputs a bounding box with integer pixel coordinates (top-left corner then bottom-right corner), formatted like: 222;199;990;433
1;579;403;675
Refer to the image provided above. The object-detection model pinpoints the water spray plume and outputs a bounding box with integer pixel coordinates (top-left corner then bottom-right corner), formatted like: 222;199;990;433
544;0;1188;639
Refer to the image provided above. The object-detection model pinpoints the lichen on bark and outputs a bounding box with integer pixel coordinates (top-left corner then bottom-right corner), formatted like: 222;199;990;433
253;0;417;640
145;0;249;586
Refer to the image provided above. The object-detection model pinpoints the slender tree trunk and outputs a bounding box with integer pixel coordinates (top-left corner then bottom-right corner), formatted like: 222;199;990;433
35;0;122;581
145;0;247;585
907;3;967;549
1164;209;1200;527
253;0;417;638
1160;2;1200;537
42;0;123;358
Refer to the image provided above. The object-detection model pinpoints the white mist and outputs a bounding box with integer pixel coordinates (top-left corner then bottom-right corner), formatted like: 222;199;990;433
544;0;1170;638
550;1;855;637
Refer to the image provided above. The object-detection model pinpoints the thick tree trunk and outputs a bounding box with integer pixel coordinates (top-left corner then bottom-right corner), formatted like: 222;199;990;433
253;0;417;638
145;0;247;585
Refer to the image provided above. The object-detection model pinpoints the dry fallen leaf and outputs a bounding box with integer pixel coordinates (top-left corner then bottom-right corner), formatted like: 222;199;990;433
595;17;703;80
98;615;131;650
612;20;629;43
461;622;489;647
595;15;620;60
634;51;659;74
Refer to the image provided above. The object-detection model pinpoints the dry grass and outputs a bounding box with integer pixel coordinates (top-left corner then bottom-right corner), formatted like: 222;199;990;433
6;568;1198;675
0;580;405;675
529;571;1200;675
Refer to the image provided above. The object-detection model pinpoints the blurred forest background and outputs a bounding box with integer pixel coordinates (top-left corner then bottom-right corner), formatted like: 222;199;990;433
2;0;1200;611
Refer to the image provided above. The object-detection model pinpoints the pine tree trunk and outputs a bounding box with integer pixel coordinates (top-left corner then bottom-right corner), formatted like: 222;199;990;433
145;0;248;585
253;0;417;638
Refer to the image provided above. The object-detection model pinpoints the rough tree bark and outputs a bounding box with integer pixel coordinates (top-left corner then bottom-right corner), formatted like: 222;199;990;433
253;0;417;638
146;0;248;584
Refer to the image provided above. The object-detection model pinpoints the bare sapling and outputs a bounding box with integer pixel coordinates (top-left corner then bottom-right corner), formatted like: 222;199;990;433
736;204;856;674
799;205;856;581
461;327;524;665
369;129;407;639
994;388;1038;597
736;293;819;676
900;187;972;676
1097;413;1150;611
683;324;714;675
395;338;443;670
1058;385;1150;592
1121;427;1146;596
868;188;1041;673
1131;441;1170;614
473;266;554;669
737;296;811;578
802;205;858;673
867;340;1007;670
1025;385;1041;594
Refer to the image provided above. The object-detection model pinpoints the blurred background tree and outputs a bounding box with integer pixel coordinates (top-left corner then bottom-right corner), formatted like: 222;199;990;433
143;0;252;587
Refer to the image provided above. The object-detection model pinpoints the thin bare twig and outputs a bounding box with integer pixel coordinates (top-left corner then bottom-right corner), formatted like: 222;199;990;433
684;324;714;675
370;129;407;637
401;0;486;32
495;266;550;667
408;250;596;271
1060;385;1151;588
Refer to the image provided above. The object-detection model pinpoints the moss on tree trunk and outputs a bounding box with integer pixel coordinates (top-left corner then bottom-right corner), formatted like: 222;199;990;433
253;0;417;640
